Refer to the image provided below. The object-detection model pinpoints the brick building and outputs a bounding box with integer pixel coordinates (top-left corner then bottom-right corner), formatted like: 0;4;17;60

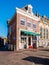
7;5;40;50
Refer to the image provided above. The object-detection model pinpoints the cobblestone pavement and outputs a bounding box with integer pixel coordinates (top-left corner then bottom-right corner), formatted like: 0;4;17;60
0;48;49;65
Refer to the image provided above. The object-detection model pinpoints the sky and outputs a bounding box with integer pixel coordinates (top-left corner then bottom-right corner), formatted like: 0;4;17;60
0;0;49;37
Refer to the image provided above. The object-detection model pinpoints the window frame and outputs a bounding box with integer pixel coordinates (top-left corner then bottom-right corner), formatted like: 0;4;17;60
20;18;25;26
27;21;31;28
9;25;12;35
33;24;36;29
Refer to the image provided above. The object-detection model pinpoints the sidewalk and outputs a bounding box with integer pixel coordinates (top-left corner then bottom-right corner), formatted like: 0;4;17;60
38;47;49;51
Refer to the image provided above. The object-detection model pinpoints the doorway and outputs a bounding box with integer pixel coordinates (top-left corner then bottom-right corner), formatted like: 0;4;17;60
32;36;37;48
28;37;31;46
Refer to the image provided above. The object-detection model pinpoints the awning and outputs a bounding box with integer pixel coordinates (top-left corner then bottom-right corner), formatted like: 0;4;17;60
21;30;41;36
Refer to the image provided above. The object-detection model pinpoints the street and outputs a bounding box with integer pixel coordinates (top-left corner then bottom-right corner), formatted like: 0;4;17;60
0;48;49;65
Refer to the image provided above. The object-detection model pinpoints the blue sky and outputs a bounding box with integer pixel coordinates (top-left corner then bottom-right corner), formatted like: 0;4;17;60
0;0;49;37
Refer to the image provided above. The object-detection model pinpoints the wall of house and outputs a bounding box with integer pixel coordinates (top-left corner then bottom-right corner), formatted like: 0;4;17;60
8;7;40;50
16;12;40;50
8;14;16;50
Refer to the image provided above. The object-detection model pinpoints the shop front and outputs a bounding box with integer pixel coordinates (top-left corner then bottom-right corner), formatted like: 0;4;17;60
19;30;40;49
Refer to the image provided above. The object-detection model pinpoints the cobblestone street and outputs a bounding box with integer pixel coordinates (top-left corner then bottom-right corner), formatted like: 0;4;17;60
0;48;49;65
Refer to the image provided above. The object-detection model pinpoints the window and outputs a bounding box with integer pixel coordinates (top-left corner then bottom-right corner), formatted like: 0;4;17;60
20;19;25;25
27;22;31;30
28;7;32;13
27;22;31;27
46;29;48;39
13;36;16;40
9;26;12;34
32;36;37;40
40;27;42;38
33;24;36;29
21;37;26;43
43;28;45;39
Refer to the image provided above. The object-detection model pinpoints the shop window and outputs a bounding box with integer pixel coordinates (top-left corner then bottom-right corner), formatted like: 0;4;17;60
21;37;26;43
32;36;37;40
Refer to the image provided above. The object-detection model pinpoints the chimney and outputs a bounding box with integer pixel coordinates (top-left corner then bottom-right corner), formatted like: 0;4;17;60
36;12;39;17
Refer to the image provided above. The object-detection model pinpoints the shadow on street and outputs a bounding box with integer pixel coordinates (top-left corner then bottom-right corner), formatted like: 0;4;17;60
22;56;49;65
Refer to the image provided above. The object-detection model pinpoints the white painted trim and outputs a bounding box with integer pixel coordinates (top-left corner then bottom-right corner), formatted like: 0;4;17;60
28;4;33;8
16;7;40;21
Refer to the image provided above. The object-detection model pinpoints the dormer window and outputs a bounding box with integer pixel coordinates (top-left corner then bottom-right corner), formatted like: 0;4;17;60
28;7;32;13
24;5;33;14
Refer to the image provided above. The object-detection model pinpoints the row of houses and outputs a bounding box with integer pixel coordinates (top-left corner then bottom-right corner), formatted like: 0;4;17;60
7;4;49;51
